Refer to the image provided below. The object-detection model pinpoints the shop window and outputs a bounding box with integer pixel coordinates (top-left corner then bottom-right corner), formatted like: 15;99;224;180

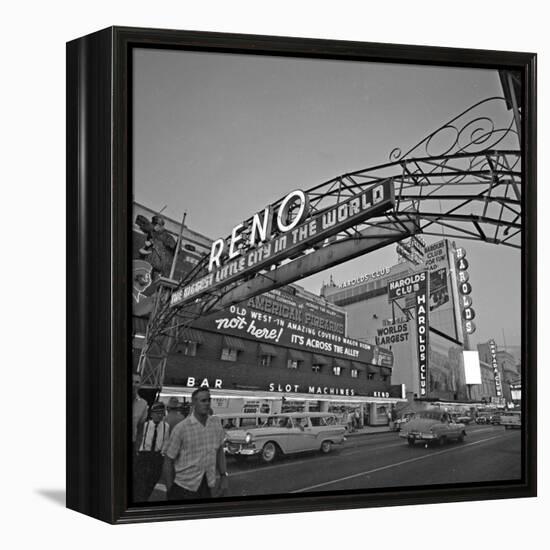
260;355;272;367
351;369;358;378
178;341;197;356
367;373;375;380
221;347;238;362
311;365;322;373
382;375;389;382
332;366;342;376
287;359;300;369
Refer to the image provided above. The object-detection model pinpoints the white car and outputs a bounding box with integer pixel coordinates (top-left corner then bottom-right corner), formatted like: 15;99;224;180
224;412;346;463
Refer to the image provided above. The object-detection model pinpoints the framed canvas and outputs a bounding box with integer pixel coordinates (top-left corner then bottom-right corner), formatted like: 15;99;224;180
66;26;537;524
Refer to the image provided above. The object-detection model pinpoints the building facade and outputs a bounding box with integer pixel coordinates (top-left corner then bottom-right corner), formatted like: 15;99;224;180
476;342;520;405
132;203;404;426
321;239;475;403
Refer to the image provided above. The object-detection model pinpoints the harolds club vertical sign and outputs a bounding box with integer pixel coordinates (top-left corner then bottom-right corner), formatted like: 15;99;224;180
387;270;429;397
414;272;429;397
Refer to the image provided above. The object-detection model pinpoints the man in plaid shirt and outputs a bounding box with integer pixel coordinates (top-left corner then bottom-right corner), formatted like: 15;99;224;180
163;388;228;499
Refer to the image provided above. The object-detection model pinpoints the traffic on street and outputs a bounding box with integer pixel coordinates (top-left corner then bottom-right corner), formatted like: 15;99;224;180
223;424;521;496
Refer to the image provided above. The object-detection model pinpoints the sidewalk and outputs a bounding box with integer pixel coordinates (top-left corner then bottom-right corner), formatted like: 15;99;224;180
345;425;393;437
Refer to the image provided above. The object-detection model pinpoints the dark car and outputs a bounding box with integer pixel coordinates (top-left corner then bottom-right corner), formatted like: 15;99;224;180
400;411;466;447
475;415;491;424
454;415;473;425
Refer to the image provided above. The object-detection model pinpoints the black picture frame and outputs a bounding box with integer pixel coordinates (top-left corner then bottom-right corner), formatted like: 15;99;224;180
66;26;537;524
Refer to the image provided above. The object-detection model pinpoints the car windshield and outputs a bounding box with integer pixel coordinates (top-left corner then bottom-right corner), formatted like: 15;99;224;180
221;418;238;429
265;416;292;428
417;411;444;421
310;416;333;426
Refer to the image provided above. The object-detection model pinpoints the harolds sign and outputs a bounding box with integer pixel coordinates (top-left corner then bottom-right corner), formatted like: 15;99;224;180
171;181;394;306
193;286;390;364
387;272;426;301
387;271;429;397
415;273;429;397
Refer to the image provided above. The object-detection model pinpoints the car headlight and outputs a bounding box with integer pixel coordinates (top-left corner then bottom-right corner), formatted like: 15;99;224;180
245;433;252;444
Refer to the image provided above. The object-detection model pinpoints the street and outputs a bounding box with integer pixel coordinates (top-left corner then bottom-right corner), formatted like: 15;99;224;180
225;424;521;496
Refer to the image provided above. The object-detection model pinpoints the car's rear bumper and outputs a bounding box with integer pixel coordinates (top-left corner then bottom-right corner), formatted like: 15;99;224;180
400;432;437;441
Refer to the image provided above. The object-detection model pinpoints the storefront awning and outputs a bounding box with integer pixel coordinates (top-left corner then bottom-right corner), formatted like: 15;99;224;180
223;336;246;351
312;354;330;366
258;343;278;357
161;386;406;404
288;348;306;361
179;328;204;344
352;361;367;371
367;365;379;375
333;358;350;369
380;366;392;376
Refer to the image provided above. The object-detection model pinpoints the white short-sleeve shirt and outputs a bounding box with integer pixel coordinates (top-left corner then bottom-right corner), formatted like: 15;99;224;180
165;414;224;491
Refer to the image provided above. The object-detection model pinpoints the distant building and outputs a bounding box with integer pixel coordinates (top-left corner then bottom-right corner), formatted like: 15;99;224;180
476;342;520;406
321;239;481;404
132;202;404;425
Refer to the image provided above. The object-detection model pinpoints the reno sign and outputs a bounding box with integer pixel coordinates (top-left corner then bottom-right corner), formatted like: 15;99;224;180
171;181;394;306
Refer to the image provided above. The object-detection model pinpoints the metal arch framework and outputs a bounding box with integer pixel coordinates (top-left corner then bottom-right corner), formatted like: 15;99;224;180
137;97;522;388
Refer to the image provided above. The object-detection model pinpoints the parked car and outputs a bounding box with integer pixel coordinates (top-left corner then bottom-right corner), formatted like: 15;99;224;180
400;410;466;447
475;414;491;424
500;411;521;429
490;413;502;425
223;412;346;463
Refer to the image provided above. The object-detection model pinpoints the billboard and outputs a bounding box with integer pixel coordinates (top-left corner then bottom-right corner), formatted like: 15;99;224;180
424;240;450;312
463;350;482;385
396;235;426;266
194;286;391;365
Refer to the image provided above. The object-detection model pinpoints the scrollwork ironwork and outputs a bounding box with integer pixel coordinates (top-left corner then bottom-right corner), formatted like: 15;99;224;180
389;97;519;161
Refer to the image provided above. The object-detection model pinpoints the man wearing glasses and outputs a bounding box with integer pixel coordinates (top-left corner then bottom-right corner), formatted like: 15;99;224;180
163;387;228;499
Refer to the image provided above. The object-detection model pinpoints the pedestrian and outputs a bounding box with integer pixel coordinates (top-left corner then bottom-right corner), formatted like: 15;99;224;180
354;409;361;430
134;401;171;502
387;406;394;431
132;373;148;451
164;396;185;430
163;388;228;500
345;410;353;432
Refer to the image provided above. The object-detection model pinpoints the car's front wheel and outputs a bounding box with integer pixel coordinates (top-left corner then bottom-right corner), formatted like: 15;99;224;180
320;440;332;454
407;437;415;447
260;441;279;463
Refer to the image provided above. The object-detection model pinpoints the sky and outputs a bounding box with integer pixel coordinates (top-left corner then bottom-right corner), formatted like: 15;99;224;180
133;48;521;349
